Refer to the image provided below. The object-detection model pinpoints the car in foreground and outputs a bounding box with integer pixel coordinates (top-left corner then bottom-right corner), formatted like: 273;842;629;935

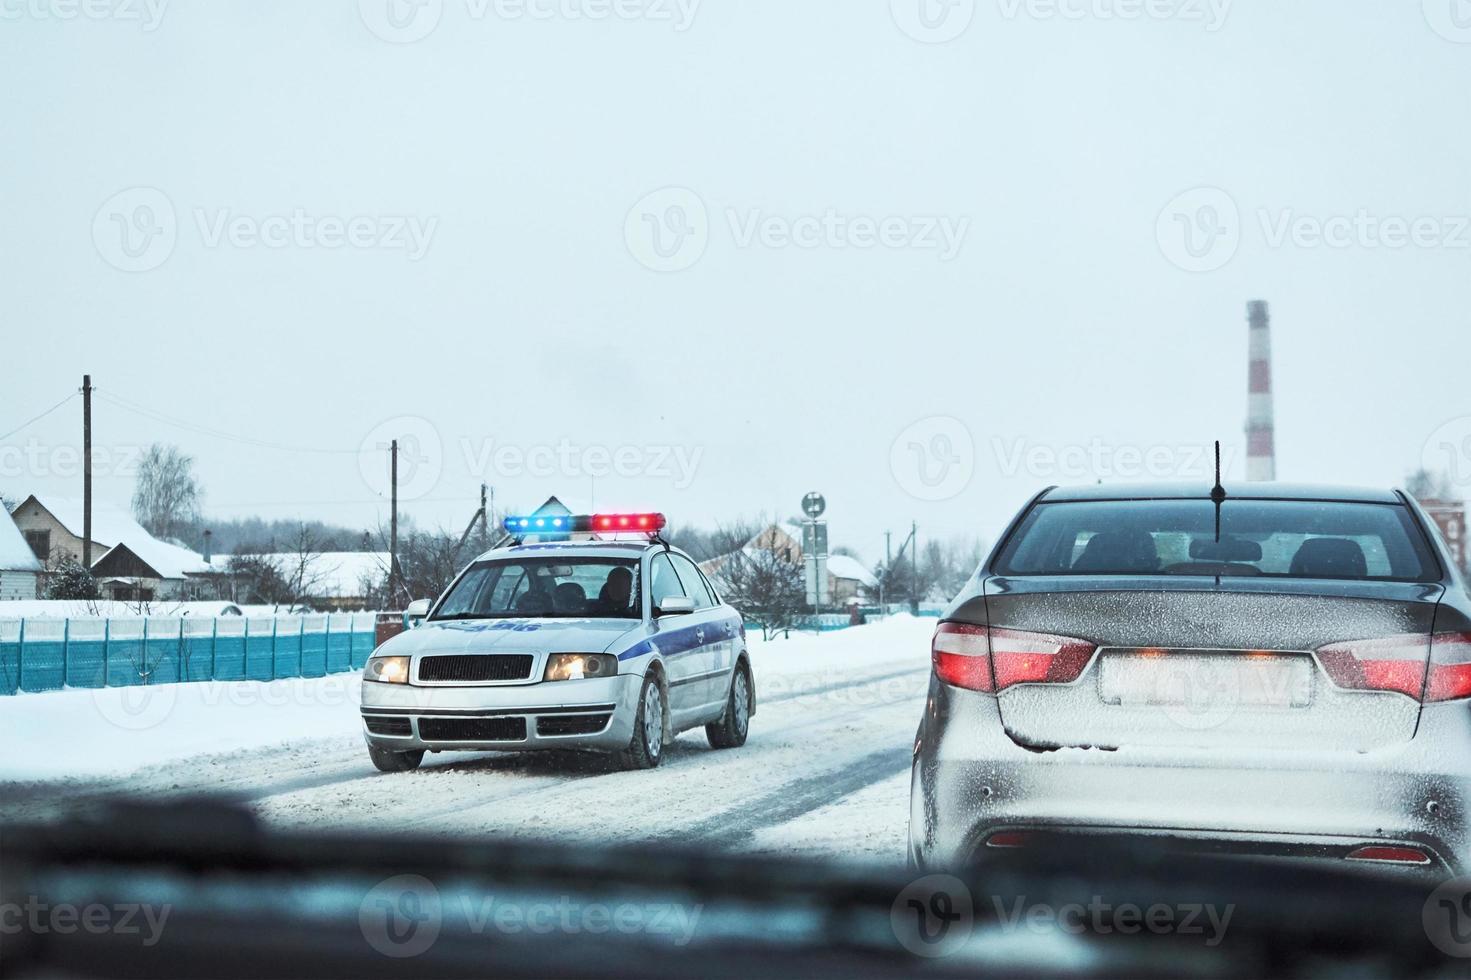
911;482;1471;874
360;513;753;771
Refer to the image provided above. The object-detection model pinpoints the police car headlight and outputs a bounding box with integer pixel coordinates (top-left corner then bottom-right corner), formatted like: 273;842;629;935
544;654;617;682
365;656;411;684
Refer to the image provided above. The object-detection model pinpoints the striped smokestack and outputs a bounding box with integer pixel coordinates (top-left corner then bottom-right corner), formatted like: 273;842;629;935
1246;300;1276;482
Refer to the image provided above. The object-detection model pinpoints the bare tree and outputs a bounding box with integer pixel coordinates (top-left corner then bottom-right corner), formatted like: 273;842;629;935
704;519;807;640
1407;468;1457;502
281;524;331;607
132;443;203;542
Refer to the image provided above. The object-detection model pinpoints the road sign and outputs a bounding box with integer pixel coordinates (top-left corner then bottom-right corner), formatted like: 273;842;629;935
802;492;826;519
801;521;828;557
805;554;829;606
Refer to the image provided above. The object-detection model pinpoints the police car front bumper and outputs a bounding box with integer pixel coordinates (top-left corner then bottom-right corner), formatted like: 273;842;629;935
360;673;643;753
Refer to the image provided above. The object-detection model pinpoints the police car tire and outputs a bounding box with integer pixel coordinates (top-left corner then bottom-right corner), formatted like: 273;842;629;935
705;663;751;750
368;744;424;773
616;673;667;770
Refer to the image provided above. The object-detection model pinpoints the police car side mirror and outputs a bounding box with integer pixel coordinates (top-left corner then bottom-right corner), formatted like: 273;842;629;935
405;599;432;627
657;596;696;617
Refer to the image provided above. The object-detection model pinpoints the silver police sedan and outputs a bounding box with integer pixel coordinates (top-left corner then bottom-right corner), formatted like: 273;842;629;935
361;514;753;772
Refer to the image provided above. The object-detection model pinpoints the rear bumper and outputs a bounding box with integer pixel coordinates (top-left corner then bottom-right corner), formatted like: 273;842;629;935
910;676;1471;875
360;673;643;753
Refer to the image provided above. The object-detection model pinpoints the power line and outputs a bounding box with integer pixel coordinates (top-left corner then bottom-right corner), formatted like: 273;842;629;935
0;391;78;442
95;389;362;456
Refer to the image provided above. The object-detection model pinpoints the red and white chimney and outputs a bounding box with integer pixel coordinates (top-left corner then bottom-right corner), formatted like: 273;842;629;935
1246;300;1276;482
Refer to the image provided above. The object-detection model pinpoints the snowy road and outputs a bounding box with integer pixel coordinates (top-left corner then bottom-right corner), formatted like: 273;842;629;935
0;616;933;866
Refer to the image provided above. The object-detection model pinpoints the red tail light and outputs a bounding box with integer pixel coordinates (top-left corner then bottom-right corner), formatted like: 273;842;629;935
1314;632;1471;702
932;623;1096;693
1426;631;1471;703
1315;634;1431;699
932;623;993;692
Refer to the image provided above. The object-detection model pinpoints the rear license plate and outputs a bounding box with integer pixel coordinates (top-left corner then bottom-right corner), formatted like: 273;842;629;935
1099;651;1314;709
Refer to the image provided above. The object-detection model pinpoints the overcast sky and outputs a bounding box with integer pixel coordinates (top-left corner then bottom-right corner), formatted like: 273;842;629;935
3;0;1469;561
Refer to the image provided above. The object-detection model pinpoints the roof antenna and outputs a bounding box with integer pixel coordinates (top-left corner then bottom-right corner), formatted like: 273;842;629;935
1210;440;1227;542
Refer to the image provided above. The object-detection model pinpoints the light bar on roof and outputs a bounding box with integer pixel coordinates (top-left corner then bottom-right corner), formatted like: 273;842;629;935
502;513;666;536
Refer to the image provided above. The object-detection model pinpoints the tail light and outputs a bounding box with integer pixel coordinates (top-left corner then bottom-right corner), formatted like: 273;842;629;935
1315;634;1431;699
932;623;1096;693
932;623;993;692
1316;632;1471;702
1426;631;1471;702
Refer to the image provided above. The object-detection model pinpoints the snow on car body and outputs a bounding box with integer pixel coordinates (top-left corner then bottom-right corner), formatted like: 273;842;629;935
360;514;753;771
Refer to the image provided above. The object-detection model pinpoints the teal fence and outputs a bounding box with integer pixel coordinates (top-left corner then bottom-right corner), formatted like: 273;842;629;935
0;614;379;696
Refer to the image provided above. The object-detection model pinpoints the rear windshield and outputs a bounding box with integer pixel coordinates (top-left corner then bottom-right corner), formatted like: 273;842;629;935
432;557;641;620
995;499;1438;582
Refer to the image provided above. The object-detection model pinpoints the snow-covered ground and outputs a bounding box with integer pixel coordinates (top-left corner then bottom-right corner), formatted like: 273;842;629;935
0;615;935;866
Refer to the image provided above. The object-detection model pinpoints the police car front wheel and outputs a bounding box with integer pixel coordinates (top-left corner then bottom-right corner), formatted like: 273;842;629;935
368;743;424;773
616;673;668;770
706;664;751;750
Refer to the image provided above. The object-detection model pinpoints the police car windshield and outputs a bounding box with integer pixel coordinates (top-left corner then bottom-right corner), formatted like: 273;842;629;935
431;557;641;620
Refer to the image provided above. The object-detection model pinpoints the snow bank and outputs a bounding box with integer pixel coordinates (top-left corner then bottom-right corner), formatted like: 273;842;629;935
0;616;935;783
0;674;366;781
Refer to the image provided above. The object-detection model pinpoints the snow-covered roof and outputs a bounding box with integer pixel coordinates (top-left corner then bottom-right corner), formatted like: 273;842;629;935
825;554;877;587
0;508;43;573
225;552;390;598
22;494;208;580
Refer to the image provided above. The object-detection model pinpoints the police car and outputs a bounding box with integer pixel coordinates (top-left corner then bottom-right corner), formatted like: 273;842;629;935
360;513;753;772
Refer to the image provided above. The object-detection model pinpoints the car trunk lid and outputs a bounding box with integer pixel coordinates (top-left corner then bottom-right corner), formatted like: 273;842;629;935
967;576;1444;751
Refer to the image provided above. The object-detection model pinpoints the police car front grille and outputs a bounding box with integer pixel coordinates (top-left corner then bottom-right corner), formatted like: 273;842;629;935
537;713;612;737
418;716;528;742
418;654;535;682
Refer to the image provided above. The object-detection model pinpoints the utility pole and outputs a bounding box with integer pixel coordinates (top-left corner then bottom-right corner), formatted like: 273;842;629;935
82;375;93;568
389;439;399;603
911;520;919;615
882;530;892;610
479;483;489;551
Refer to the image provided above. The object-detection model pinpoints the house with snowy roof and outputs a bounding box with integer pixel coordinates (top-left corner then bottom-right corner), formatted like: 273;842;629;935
0;506;44;600
698;522;877;605
8;494;210;602
205;551;391;611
